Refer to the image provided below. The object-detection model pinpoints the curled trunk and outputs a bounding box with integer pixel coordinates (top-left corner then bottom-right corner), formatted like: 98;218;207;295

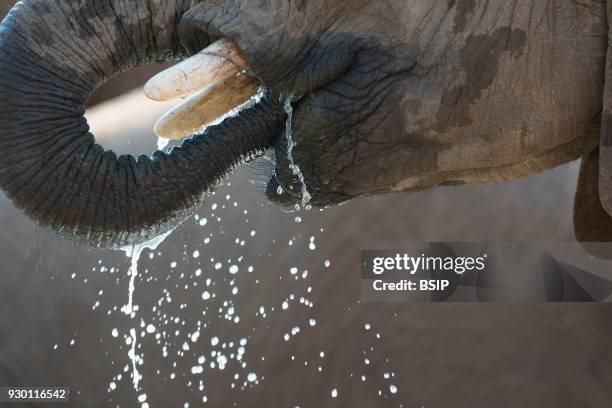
0;0;285;247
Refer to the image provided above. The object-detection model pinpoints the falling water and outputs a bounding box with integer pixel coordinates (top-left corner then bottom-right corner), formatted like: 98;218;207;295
283;97;311;206
119;229;173;391
121;230;173;317
127;328;140;390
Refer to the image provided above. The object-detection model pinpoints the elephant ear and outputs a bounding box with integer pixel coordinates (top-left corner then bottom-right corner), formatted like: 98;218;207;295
574;148;612;258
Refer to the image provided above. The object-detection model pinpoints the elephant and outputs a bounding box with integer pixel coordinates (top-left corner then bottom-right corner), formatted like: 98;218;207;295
1;0;612;248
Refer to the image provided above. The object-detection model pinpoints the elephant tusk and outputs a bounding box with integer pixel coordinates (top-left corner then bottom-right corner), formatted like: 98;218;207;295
153;73;260;139
144;38;249;101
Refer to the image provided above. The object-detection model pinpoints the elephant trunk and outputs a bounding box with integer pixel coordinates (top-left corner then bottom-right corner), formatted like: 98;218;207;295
0;0;286;248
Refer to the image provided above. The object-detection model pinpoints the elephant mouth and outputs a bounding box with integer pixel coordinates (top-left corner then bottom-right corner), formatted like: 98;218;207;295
267;137;355;208
267;132;312;207
146;38;313;207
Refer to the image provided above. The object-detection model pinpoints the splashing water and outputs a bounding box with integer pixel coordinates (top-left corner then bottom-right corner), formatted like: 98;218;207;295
283;97;311;206
78;88;413;406
89;158;408;406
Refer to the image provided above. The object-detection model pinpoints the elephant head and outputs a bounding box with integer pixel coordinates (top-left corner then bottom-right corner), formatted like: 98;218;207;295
0;0;419;248
1;0;611;248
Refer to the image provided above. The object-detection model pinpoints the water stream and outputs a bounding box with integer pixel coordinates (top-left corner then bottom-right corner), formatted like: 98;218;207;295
120;229;173;392
283;97;311;206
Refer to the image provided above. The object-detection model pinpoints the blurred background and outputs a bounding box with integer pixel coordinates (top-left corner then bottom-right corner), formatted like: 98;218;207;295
1;1;612;407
